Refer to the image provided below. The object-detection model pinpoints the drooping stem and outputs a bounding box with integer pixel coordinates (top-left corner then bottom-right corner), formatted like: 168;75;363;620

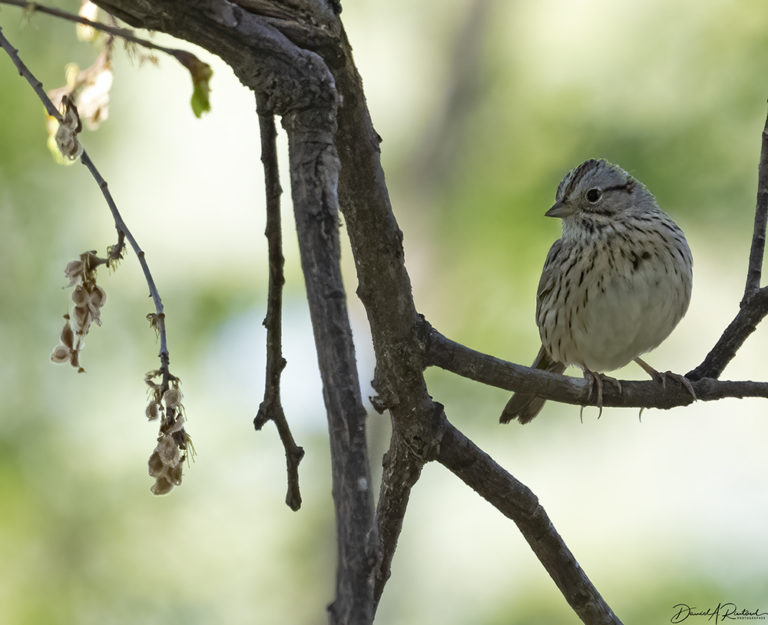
0;25;170;369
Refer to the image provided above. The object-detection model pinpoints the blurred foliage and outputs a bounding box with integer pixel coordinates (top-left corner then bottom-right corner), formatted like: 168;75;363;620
0;1;767;624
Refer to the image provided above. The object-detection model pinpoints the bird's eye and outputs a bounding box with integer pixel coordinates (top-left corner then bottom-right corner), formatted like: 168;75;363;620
586;188;602;203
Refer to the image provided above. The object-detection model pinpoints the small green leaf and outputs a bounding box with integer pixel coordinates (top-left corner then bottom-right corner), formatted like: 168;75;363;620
190;76;211;118
174;51;213;118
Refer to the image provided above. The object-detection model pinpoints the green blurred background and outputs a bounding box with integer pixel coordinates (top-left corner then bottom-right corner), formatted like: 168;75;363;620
1;1;767;623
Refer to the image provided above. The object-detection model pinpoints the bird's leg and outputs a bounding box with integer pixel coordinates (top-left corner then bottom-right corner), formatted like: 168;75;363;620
634;357;697;400
583;368;603;418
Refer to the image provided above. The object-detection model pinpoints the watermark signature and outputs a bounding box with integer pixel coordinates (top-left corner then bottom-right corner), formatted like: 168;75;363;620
671;603;768;624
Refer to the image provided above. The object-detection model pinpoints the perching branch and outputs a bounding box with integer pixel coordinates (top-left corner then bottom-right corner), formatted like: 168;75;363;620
253;93;304;512
424;324;768;408
425;108;768;401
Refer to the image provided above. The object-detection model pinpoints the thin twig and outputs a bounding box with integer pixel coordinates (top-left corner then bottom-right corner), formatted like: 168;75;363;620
0;25;170;370
0;0;211;84
1;0;179;57
253;93;304;511
743;108;768;300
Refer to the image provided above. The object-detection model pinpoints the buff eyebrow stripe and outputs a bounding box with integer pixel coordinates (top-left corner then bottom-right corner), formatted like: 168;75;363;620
603;183;632;193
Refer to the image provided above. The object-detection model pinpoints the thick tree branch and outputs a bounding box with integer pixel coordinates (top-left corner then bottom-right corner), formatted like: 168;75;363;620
85;3;373;621
425;325;768;407
323;25;446;613
371;433;424;607
435;418;623;625
253;95;304;511
319;18;630;624
284;104;375;624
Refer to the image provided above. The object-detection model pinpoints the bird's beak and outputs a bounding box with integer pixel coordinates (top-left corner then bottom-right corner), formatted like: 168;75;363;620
545;201;577;218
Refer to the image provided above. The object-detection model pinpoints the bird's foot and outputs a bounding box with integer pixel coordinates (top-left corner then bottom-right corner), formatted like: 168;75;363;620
634;357;697;401
581;369;622;420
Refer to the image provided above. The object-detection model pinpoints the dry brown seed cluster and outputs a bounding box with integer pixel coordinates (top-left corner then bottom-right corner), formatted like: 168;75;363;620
53;94;83;160
145;370;191;495
50;252;107;372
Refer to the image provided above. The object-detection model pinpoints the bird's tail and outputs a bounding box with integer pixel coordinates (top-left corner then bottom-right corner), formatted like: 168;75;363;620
500;346;565;424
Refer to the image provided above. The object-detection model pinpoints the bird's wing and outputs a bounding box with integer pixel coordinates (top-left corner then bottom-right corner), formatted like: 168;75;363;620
535;238;564;322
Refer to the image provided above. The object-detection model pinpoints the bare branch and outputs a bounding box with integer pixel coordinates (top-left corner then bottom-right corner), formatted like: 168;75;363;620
253;93;304;511
323;24;450;617
687;108;768;380
0;25;191;493
743;108;768;299
0;25;61;118
424;324;768;408
435;419;624;625
686;286;768;380
284;103;376;623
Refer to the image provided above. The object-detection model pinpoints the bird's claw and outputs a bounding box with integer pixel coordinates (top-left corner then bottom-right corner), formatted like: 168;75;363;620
651;370;697;401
